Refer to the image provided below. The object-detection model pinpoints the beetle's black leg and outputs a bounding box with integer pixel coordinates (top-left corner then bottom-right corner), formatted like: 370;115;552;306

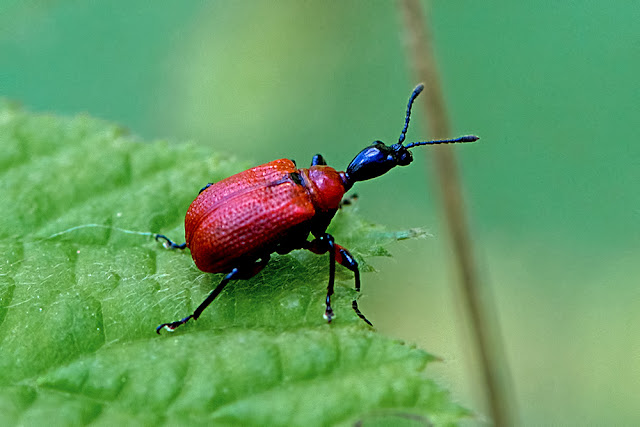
311;154;327;166
331;243;373;326
156;256;270;334
325;234;336;322
156;268;238;333
155;234;187;250
303;233;372;326
198;183;213;194
301;234;335;321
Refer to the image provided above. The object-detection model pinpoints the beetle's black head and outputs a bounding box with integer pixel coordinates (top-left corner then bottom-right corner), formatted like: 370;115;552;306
343;84;478;188
346;141;413;183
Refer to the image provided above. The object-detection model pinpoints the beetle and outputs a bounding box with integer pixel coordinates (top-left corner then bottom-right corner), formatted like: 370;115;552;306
155;84;478;333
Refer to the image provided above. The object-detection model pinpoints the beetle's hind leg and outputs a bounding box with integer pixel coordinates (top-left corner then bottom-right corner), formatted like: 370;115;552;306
155;234;187;250
156;268;239;333
156;256;270;334
305;234;373;327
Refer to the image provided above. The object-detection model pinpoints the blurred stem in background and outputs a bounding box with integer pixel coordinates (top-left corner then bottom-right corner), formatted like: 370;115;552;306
398;1;516;425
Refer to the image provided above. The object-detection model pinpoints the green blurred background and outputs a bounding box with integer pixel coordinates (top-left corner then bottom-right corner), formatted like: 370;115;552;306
2;1;638;424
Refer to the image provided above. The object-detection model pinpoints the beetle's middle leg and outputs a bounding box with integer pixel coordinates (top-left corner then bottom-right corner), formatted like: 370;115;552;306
310;154;327;166
156;255;270;334
305;234;373;327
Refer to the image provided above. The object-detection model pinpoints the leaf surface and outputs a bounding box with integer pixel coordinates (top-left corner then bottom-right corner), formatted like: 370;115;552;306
0;103;468;426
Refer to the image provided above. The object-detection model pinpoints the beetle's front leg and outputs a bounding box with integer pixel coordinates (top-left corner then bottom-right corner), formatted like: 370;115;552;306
330;243;373;326
304;234;373;326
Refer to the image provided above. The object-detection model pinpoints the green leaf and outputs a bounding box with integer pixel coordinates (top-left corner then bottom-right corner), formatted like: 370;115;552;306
0;103;469;426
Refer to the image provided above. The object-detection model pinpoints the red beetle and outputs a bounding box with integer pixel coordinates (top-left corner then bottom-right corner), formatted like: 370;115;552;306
155;84;477;333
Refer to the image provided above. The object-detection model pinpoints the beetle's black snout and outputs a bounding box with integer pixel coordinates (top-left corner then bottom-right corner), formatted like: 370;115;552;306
345;141;413;184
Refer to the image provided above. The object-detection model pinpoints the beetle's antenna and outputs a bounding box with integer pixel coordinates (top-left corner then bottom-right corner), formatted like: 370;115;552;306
398;83;425;145
405;135;479;149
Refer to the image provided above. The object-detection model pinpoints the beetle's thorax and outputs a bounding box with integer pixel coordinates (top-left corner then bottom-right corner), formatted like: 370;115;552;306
299;166;347;212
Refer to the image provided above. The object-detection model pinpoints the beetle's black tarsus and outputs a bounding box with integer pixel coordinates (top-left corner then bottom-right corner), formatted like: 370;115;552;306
198;183;214;194
352;301;372;326
311;154;327;166
155;234;187;250
155;315;193;333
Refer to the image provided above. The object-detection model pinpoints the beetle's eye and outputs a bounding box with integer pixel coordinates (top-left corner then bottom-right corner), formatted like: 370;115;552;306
397;150;413;166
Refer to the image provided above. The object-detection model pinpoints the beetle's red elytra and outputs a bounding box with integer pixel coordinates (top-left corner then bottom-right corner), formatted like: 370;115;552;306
155;84;478;333
184;159;347;274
